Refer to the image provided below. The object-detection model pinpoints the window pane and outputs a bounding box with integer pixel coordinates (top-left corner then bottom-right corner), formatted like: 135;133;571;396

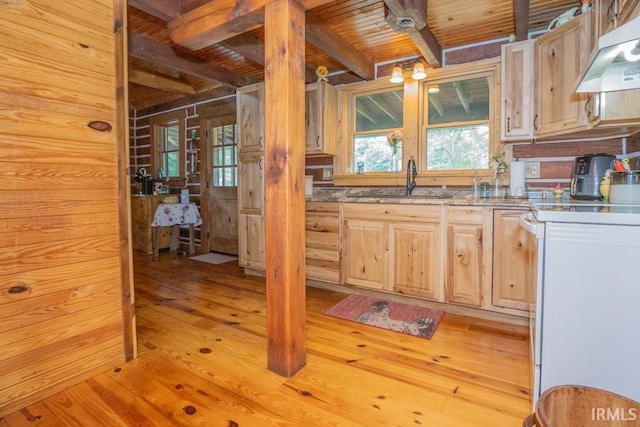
427;77;489;125
165;152;180;177
355;89;403;132
426;125;489;170
211;124;238;187
164;125;180;150
354;133;402;172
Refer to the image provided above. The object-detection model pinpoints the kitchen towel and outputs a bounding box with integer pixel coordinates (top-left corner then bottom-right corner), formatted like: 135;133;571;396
510;161;526;197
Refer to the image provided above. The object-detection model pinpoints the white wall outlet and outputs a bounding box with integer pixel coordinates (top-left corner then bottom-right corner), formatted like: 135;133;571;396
525;161;540;179
322;168;332;180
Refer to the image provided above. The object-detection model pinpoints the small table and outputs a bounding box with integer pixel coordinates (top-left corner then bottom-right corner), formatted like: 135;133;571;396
151;202;202;256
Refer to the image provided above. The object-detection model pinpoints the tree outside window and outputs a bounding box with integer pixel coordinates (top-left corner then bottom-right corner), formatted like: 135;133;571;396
424;76;491;171
352;88;403;173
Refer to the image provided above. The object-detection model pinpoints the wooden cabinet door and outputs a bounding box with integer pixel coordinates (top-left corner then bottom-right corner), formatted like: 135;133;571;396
343;219;388;290
389;222;442;301
492;210;531;313
501;40;535;141
238;152;263;212
446;224;483;307
236;83;264;152
238;213;264;269
305;81;338;156
534;11;593;137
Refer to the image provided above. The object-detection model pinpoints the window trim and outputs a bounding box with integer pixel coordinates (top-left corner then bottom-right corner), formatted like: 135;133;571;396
333;58;501;187
150;110;186;182
419;69;496;177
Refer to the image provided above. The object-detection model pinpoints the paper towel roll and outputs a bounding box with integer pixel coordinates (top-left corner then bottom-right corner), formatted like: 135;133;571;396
510;161;526;197
305;175;314;196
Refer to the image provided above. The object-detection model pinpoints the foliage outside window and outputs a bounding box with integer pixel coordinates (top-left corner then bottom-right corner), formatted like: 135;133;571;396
352;88;403;173
212;124;238;186
424;76;491;171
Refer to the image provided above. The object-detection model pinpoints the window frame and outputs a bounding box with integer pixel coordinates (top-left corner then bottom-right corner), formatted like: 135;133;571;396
419;69;496;177
333;58;501;187
150;110;186;182
211;123;238;187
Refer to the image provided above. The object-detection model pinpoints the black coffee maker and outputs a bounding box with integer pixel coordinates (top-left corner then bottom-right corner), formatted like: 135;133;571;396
135;168;153;195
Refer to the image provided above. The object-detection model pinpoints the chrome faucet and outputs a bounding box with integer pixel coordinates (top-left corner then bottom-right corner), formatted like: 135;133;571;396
406;155;417;195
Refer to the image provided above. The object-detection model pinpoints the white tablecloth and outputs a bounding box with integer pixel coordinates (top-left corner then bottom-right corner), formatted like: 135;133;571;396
151;203;202;227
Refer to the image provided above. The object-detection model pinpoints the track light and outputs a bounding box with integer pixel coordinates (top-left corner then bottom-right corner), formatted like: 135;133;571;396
388;59;427;83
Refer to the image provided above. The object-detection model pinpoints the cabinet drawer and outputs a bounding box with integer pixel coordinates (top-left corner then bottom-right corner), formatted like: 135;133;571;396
447;206;484;224
343;203;441;222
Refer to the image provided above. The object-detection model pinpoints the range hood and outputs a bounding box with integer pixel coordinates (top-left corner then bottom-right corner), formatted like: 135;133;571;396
576;14;640;93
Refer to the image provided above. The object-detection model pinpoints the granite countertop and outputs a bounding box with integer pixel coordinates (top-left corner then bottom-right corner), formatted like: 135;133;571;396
305;187;534;207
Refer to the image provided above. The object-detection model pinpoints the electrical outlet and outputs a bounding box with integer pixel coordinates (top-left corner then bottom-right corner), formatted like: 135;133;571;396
322;168;332;180
525;161;540;179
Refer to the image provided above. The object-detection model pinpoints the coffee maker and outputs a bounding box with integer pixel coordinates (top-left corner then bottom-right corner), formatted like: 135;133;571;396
135;168;153;195
570;153;615;200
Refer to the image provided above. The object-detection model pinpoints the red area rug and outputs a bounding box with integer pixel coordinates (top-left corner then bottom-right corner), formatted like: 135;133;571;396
324;294;445;340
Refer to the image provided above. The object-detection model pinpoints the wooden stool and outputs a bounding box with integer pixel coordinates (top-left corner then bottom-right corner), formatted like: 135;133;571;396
533;386;640;427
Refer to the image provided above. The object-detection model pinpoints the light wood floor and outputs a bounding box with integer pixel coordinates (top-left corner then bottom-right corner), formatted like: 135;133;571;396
2;251;532;426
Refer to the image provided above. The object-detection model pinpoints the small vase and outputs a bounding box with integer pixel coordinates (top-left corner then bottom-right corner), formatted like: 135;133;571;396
390;151;399;173
492;176;504;198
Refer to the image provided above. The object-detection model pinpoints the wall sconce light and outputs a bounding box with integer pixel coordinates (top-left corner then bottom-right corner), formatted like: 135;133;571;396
389;59;427;83
428;84;440;94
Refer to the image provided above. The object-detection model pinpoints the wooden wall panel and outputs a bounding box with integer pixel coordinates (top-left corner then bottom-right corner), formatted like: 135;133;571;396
0;0;129;416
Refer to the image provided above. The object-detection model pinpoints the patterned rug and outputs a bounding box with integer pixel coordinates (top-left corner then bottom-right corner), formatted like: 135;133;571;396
190;252;238;265
324;294;445;340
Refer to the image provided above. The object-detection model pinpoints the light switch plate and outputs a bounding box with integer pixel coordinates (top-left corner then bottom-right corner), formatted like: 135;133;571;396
525;161;540;179
322;168;332;180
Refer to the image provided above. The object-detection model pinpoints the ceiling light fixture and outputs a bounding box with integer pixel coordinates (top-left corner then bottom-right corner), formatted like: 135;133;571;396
388;59;427;84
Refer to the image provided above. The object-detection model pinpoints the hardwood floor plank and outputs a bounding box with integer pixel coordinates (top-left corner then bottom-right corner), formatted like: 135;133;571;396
0;251;532;426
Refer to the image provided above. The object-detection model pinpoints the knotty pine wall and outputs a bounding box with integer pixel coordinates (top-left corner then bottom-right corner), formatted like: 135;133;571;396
0;0;132;416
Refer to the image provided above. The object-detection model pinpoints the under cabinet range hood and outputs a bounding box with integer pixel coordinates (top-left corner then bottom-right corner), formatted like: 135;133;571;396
576;14;640;93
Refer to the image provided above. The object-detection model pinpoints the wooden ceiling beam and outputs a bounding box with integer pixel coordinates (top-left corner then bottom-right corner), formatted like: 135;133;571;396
383;0;427;30
305;11;375;81
514;0;530;41
128;68;196;94
128;32;255;88
384;5;442;68
128;0;180;21
220;33;318;82
167;0;267;50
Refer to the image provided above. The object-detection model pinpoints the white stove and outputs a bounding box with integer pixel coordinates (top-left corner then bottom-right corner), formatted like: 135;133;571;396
524;200;640;410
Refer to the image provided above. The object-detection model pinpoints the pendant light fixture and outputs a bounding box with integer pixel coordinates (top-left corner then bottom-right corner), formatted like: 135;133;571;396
388;59;427;84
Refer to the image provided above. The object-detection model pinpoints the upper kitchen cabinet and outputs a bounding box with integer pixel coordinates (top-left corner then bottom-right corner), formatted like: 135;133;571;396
237;83;264;153
305;81;338;156
501;40;535;141
534;10;593;138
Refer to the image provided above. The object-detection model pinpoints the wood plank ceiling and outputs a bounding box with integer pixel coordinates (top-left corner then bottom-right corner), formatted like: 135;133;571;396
127;0;579;110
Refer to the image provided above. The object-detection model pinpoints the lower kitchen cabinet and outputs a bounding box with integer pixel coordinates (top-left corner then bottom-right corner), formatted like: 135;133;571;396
445;207;485;307
305;202;341;284
131;195;171;254
342;203;442;298
491;209;532;315
342;218;387;290
390;222;441;300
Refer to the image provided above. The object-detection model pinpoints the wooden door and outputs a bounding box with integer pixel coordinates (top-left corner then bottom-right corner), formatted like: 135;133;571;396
446;225;483;307
501;40;534;141
236;83;264;152
210;187;238;254
535;11;592;136
492;209;531;313
389;222;442;301
343;219;388;290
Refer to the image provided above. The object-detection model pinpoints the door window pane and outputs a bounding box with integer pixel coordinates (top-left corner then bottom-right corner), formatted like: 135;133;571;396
212;124;237;186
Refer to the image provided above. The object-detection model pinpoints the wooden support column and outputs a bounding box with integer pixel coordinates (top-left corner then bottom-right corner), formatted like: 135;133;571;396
264;0;307;376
